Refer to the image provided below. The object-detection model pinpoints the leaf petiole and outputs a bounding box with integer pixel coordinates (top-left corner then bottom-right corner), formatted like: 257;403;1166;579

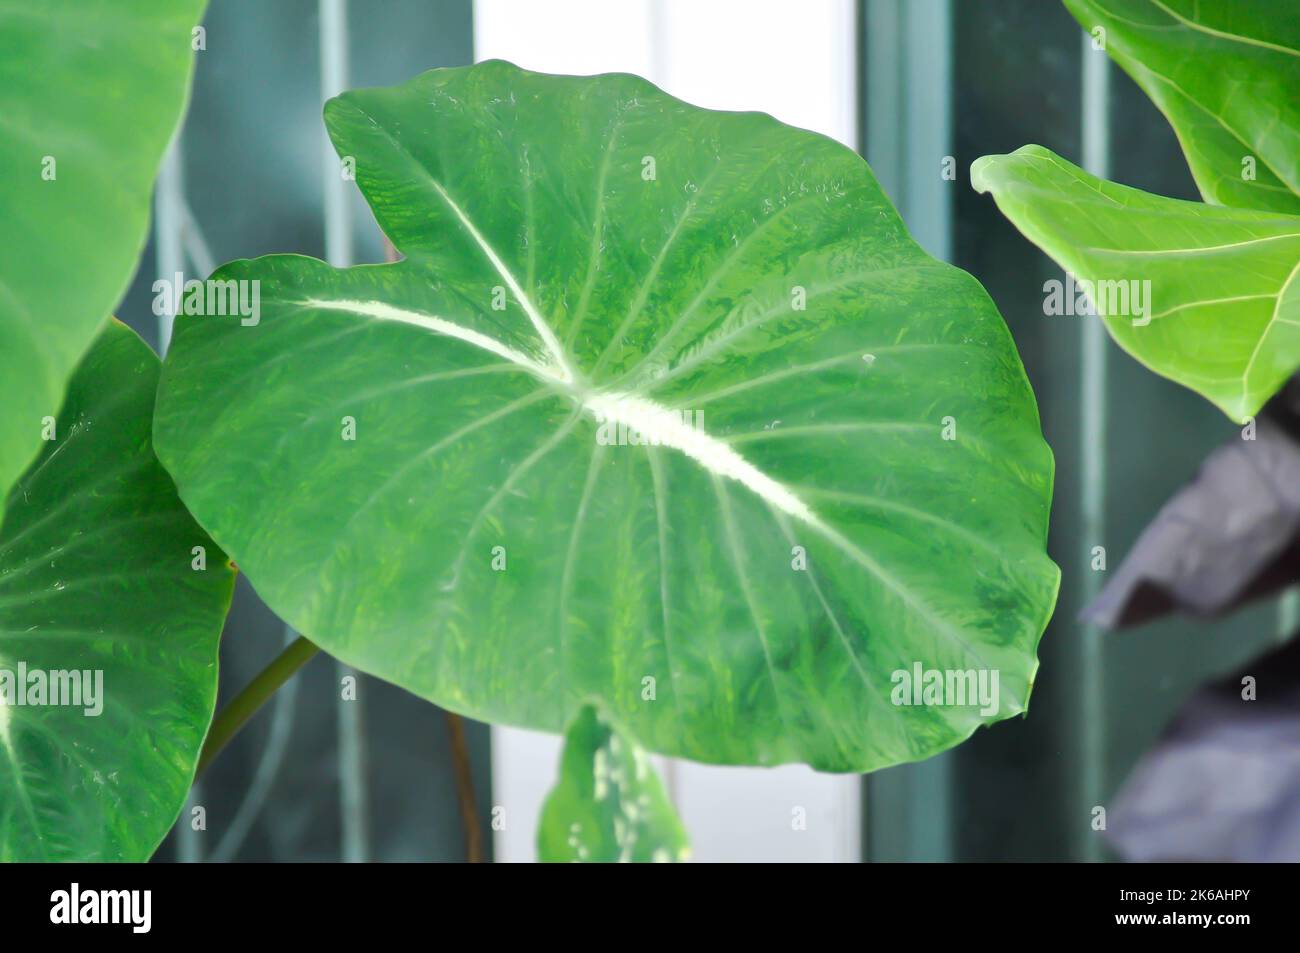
195;635;320;778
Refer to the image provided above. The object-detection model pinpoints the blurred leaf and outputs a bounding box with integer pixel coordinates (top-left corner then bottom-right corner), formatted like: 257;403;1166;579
1085;410;1300;628
0;0;206;518
972;145;1300;422
1107;634;1300;862
156;61;1057;772
0;321;234;861
1064;0;1300;214
538;704;687;863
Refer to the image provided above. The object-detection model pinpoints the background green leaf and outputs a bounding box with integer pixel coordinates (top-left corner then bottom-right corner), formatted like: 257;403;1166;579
972;145;1300;422
0;320;234;861
1063;0;1300;213
538;703;688;863
156;62;1058;773
0;0;206;514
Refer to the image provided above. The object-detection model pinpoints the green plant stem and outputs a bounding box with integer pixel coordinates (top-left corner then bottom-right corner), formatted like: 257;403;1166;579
196;635;320;778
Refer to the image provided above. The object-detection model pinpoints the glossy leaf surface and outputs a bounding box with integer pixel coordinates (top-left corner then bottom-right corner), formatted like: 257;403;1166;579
0;0;205;511
972;145;1300;422
1063;0;1300;214
156;62;1058;772
538;703;688;863
0;321;234;861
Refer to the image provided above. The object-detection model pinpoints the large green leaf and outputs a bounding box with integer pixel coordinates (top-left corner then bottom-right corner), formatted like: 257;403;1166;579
0;320;234;861
155;61;1058;773
1063;0;1300;214
972;145;1300;423
538;703;688;863
0;0;206;512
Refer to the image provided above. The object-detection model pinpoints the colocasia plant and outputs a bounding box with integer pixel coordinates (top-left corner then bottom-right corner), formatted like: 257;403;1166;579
1;10;1060;861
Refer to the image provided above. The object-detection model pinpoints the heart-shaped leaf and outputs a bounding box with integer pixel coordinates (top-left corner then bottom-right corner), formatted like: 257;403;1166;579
972;146;1300;422
538;703;688;863
0;0;205;513
0;320;234;861
155;62;1058;773
1063;0;1300;214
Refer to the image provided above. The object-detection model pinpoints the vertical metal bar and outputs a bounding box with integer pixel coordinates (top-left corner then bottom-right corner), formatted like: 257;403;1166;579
321;0;355;272
1279;589;1299;642
900;0;953;861
862;0;908;863
901;0;952;262
319;0;369;863
1078;29;1110;863
155;138;203;862
181;201;217;278
155;142;185;355
646;0;669;94
864;0;902;197
862;0;954;862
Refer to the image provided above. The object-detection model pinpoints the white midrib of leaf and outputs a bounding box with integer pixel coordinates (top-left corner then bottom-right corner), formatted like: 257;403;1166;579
303;296;816;524
424;179;577;384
